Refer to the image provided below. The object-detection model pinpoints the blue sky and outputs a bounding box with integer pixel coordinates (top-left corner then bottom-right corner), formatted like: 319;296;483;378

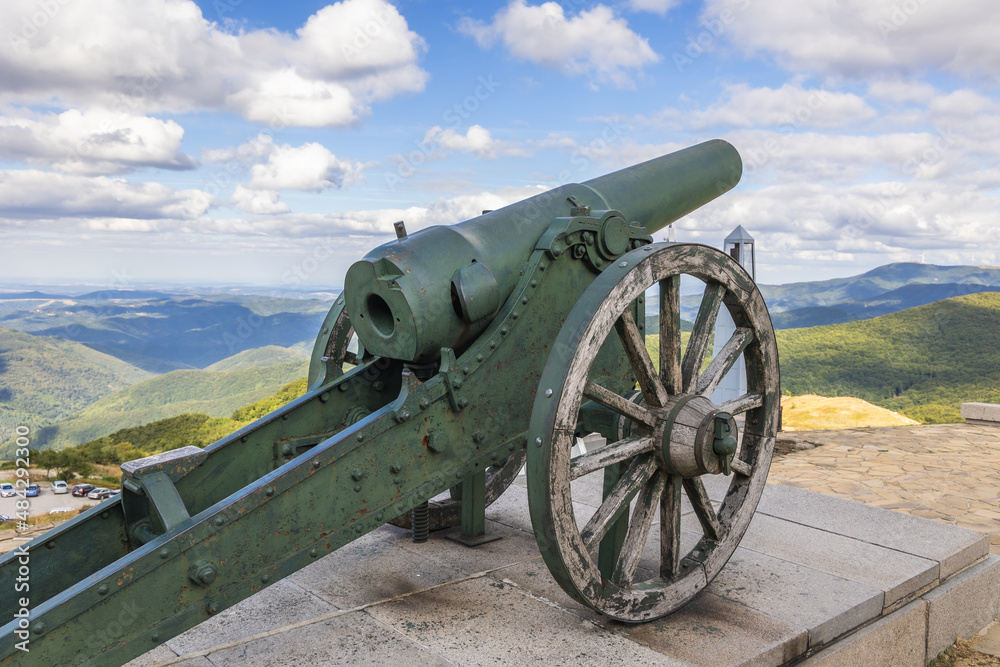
1;0;997;291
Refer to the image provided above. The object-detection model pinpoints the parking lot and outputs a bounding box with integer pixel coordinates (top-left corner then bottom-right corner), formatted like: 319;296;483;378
0;480;111;518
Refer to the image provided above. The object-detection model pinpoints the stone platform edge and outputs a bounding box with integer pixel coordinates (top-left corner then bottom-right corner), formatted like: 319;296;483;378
961;402;1000;426
803;554;1000;666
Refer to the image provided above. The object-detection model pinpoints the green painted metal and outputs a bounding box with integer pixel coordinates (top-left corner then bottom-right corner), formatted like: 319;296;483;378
344;140;740;363
0;140;743;665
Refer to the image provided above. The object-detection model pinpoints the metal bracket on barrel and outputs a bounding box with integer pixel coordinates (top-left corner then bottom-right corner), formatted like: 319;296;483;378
120;446;207;545
535;203;652;272
439;347;466;412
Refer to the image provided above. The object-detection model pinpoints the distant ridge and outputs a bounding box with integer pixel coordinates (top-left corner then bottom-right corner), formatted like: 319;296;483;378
761;263;1000;329
0;291;68;300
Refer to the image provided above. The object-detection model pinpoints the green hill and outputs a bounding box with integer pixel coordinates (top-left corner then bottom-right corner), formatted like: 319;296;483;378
1;359;308;454
205;345;308;371
776;292;1000;423
62;378;309;465
0;328;153;444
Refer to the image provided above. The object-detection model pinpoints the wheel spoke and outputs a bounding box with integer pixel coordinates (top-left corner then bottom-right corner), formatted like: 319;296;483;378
580;454;657;550
731;459;752;476
683;477;721;542
612;471;666;585
615;309;669;407
681;282;725;393
695;327;754;397
570;434;655;480
718;393;763;415
584;381;657;428
660;474;683;579
659;276;682;395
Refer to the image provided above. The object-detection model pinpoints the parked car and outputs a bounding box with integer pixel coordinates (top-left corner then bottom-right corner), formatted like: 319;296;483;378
0;514;13;523
107;489;121;498
51;480;69;494
72;484;95;497
87;488;111;500
25;484;40;497
0;483;14;498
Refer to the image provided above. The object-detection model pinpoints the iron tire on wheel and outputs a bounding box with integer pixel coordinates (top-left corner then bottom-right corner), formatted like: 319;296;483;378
527;242;780;622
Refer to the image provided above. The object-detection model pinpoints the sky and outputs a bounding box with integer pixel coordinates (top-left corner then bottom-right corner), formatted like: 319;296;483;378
0;0;998;292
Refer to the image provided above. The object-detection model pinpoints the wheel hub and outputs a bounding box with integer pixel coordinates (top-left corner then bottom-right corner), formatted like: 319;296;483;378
657;394;738;477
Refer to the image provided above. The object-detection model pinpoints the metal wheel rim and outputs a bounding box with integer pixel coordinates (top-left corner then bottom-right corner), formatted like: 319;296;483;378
527;242;780;622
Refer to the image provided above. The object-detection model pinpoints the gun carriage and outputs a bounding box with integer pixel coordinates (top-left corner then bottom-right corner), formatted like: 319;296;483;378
1;140;779;664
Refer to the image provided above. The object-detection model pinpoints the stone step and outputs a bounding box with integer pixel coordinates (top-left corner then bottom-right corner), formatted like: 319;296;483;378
127;480;1000;667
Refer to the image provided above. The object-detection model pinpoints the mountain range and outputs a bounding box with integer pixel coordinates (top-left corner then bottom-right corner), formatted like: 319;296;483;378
0;290;330;372
759;263;1000;328
2;262;999;454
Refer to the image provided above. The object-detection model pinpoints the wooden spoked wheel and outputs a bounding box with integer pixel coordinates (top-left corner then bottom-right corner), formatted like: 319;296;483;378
527;242;780;622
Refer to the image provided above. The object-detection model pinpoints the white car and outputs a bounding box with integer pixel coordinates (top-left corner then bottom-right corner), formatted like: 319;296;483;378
51;480;69;494
0;483;14;498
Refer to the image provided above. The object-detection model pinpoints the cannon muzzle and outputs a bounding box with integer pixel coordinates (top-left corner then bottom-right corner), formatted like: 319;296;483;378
345;139;742;363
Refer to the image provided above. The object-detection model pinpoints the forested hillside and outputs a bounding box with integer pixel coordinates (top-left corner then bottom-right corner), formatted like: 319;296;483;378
0;328;153;444
776;292;1000;423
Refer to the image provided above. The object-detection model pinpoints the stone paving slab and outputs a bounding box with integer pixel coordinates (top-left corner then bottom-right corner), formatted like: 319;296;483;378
706;547;884;648
620;590;808;667
756;483;988;580
126;468;994;667
770;423;1000;557
737;512;938;609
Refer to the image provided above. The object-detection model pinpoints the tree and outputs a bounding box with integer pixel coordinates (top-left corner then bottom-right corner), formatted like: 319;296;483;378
56;449;94;482
33;448;61;479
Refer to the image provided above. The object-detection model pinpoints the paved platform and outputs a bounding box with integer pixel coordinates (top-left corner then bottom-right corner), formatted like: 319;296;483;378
126;466;1000;667
771;423;1000;556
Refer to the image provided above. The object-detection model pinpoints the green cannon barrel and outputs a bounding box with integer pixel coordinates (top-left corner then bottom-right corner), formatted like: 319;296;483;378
344;139;742;363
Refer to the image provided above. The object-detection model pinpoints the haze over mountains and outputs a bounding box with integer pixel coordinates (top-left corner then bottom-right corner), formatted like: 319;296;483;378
0;290;331;372
1;261;999;455
759;263;1000;328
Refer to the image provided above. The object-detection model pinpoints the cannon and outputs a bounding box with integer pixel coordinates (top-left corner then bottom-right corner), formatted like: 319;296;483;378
0;139;779;664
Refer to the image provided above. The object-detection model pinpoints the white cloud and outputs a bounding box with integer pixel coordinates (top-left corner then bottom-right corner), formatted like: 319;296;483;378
627;0;680;15
656;84;877;131
458;1;659;88
0;170;211;222
703;0;1000;79
0;109;196;175
230;186;290;215
0;0;428;127
866;80;938;105
671;180;999;279
423;125;529;159
247;141;365;192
